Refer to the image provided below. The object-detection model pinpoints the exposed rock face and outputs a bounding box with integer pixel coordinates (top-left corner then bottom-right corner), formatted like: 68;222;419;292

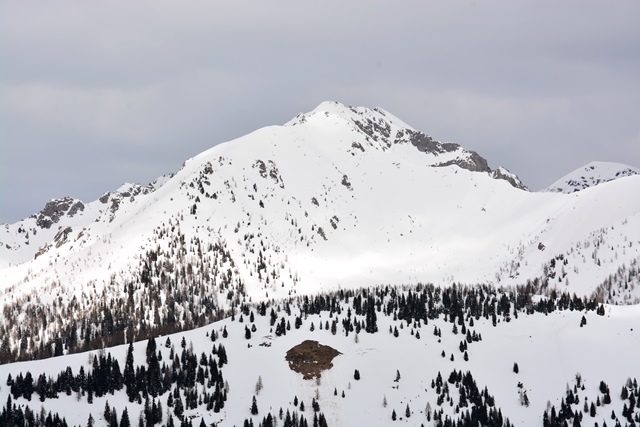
406;130;459;155
491;167;529;191
33;197;85;229
53;226;73;248
285;340;341;380
99;183;156;222
432;151;491;173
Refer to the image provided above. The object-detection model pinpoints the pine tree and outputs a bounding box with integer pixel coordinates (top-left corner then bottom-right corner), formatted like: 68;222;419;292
391;409;397;421
104;401;111;421
146;337;157;365
513;362;519;374
255;376;263;395
120;408;131;427
405;404;411;418
174;396;184;418
354;369;360;381
251;396;259;415
621;386;629;400
110;408;119;427
124;343;136;401
365;296;378;333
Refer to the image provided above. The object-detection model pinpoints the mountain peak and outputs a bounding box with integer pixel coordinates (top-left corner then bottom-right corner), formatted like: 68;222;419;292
285;101;415;132
545;160;640;193
309;100;352;115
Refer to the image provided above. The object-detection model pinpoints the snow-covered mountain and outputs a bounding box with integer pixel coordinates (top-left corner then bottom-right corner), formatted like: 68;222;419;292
1;101;639;364
545;161;640;194
1;101;640;427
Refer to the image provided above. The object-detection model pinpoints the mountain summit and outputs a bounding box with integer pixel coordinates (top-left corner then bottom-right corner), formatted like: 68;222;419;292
286;102;527;189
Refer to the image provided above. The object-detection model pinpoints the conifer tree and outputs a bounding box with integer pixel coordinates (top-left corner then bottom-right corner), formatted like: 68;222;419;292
120;408;131;427
255;376;264;395
104;401;111;421
146;337;157;365
365;296;378;333
251;396;259;415
109;408;118;427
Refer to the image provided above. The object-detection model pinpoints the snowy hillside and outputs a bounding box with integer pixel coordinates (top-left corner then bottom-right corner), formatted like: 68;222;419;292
1;102;639;367
545;161;640;194
2;285;639;427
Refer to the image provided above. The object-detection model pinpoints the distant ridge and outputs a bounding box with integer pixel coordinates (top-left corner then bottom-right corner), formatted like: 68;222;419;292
544;160;640;193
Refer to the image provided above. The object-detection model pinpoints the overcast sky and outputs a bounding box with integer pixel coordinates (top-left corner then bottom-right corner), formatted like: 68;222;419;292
1;1;639;223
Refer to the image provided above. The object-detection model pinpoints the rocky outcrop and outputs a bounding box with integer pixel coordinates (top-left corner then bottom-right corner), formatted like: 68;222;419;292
432;151;491;173
285;340;341;380
33;197;85;229
491;167;528;190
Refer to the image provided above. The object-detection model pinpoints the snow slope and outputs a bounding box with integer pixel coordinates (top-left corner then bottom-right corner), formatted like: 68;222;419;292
1;287;638;426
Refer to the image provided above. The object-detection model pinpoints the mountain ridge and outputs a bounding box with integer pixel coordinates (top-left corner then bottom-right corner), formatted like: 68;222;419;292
545;160;640;194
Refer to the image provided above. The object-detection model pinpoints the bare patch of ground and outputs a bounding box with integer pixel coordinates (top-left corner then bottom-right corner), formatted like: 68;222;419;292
285;340;341;380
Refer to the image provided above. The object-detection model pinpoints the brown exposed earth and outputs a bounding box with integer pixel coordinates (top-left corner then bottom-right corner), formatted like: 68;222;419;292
285;340;341;380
